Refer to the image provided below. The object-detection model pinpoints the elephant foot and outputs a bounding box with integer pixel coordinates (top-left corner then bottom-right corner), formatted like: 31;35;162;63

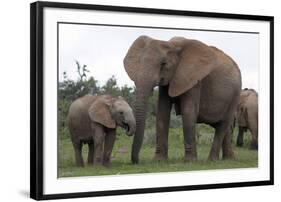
184;155;197;162
184;144;197;162
76;164;84;167
93;158;103;167
75;161;84;167
131;153;139;164
207;153;220;161
236;141;244;147
250;141;258;150
87;160;94;165
222;150;234;160
102;161;112;168
154;153;168;161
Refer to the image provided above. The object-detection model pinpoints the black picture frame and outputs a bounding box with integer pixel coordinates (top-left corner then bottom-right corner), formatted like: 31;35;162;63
30;1;274;200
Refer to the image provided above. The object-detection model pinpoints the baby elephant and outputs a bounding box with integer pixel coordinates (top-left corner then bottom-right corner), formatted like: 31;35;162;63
68;95;136;167
236;88;258;150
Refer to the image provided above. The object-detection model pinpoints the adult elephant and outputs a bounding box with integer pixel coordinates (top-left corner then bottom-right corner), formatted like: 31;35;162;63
236;88;258;150
124;36;242;164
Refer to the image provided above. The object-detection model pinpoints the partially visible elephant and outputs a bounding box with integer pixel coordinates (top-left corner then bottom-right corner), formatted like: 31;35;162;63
124;36;242;164
236;88;258;150
67;95;136;167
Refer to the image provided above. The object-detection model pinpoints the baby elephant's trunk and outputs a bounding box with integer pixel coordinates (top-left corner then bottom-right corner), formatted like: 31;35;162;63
125;112;136;136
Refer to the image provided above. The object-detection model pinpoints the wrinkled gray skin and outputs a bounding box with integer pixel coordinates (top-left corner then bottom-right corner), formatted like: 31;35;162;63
124;36;242;164
236;88;258;150
68;95;136;167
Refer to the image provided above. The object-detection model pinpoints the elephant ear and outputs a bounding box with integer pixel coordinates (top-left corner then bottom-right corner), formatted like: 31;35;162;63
88;97;116;129
168;37;218;97
123;35;152;82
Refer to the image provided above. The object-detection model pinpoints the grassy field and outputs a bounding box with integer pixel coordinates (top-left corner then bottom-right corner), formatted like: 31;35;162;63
58;124;258;177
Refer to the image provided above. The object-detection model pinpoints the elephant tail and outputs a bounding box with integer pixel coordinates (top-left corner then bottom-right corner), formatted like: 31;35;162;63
238;106;248;127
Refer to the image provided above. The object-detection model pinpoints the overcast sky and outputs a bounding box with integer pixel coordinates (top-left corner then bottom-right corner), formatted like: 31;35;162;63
59;23;259;91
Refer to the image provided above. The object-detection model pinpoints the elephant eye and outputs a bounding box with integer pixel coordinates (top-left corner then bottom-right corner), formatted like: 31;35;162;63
119;111;124;115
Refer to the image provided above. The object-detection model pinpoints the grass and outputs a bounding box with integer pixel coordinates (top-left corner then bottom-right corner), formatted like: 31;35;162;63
58;124;258;177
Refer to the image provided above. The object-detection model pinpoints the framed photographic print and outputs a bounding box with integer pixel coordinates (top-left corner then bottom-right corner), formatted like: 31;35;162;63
30;1;274;200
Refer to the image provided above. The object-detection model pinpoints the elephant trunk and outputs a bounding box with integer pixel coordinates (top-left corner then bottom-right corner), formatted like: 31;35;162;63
131;86;152;164
125;112;136;136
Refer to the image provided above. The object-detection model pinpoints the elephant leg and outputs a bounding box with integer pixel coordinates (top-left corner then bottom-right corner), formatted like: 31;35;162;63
249;124;258;150
208;120;231;161
219;94;238;160
93;124;105;166
103;129;116;167
87;142;94;165
222;126;234;159
181;113;197;161
154;86;172;160
72;141;84;167
180;86;200;161
236;126;245;147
